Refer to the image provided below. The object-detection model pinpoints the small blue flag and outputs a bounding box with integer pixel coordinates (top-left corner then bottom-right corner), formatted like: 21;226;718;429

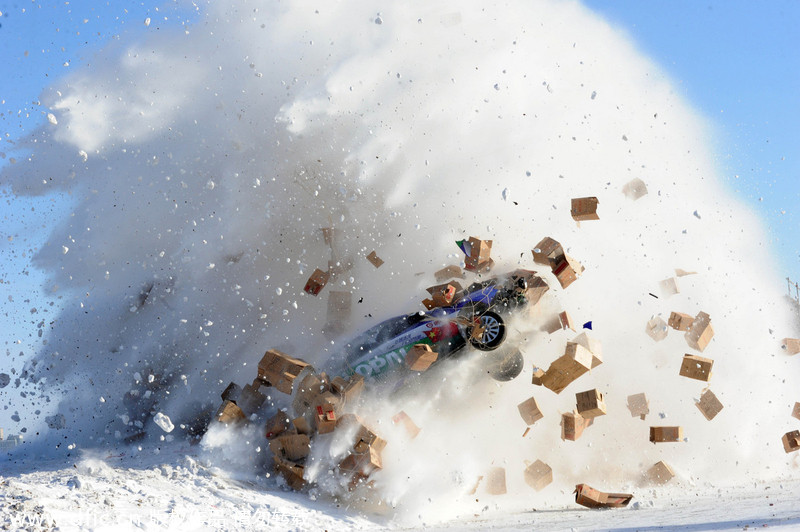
583;321;592;330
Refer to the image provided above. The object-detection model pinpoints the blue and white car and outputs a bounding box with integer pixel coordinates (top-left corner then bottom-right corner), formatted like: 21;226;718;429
327;269;548;383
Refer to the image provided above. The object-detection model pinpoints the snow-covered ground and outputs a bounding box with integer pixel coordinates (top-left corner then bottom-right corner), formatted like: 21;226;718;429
3;443;800;531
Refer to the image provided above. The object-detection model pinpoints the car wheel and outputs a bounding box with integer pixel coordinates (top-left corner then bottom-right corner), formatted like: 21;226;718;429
488;349;524;381
468;310;506;351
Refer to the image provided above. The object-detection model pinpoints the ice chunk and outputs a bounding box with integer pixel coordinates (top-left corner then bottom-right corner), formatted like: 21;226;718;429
153;412;174;433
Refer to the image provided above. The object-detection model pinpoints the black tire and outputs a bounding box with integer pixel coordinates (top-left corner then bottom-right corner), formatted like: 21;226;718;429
488;349;524;381
467;310;506;351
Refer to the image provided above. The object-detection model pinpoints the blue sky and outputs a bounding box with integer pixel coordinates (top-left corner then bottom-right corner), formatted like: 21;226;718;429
0;1;798;430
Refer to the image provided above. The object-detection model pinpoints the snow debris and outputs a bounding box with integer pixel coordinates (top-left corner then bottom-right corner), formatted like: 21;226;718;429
153;412;175;433
46;414;66;429
46;113;58;125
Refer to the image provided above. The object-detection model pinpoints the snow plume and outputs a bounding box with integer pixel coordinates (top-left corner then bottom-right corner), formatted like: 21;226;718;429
2;0;799;523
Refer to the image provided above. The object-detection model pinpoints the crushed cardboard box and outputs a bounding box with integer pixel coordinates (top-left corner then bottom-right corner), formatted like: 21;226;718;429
659;277;679;298
463;237;494;273
538;342;594;394
258;349;312;395
645;317;669;342
574;484;633;509
782;430;800;453
509;269;550;306
486;467;507;495
405;344;438;372
423;281;462;309
570;196;600;222
679;354;714;382
668;311;694;331
626;393;649;420
532;237;564;266
645;461;675;485
531;367;545;385
237;382;267;416
561;410;592;441
366;251;384;268
576;389;607;419
524;460;553;491
392;411;421;439
696;389;723;420
434;265;466;282
650;426;683;443
518;397;544;425
265;410;292;439
552;255;584;289
570;332;603;368
269;433;311;462
782;338;800;355
792;402;800;421
622;178;648;200
304;268;330;296
273;455;306;491
216;400;246;425
685;311;714;352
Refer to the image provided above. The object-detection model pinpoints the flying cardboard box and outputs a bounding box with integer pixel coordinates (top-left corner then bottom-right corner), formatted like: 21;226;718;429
237;382;266;416
269;433;311;462
622;178;648;200
532;237;564;266
782;430;800;453
424;281;462;308
540;342;593;394
392;411;421;439
314;402;338;434
561;411;592;441
464;237;493;272
679;354;714;382
574;484;633;508
265;410;292;439
292;373;327;416
792;402;800;421
570;196;600;221
366;251;384;268
486;467;507;495
337;414;387;454
434;265;465;282
650;426;683;443
696;389;723;420
304;268;330;296
221;382;242;403
571;332;603;368
576;389;607;419
668;311;694;331
257;349;312;395
645;317;668;342
782;338;800;355
292;416;312;435
524;460;553;491
519;271;550;306
659;277;679;297
340;446;382;476
551;255;583;289
531;367;545;386
273;455;306;491
685;311;714;352
216;400;246;425
626;393;649;420
518;396;545;425
645;461;675;485
330;373;365;405
405;344;438;372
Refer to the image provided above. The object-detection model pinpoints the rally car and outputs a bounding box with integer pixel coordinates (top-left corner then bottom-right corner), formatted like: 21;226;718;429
327;269;549;383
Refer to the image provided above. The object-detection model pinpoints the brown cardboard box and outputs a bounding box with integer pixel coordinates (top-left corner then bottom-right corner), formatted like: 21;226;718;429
405;344;438;372
792;402;800;421
337;414;387;453
304;268;330;296
531;367;545;385
273;456;306;491
782;338;800;355
340;446;382;476
696;389;723;420
425;282;462;306
292;373;327;416
622;178;648;200
782;430;800;453
532;237;564;266
561;411;592;441
518;396;544;425
570;197;600;221
668;311;694;331
486;467;507;495
269;433;311;462
463;237;493;272
434;265;466;282
392;411;421;439
576;389;607;419
216;400;246;425
645;317;669;342
679;354;714;382
559;311;576;331
257;349;312;395
574;484;633;508
366;251;384;268
516;270;550;306
540;342;594;394
524;460;553;491
221;382;242;403
626;393;649;420
551;254;584;289
685;311;714;352
314;402;338;434
650;426;683;443
330;373;364;405
571;332;603;368
237;383;266;416
659;277;679;297
292;416;312;435
645;461;675;485
265;410;292;439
